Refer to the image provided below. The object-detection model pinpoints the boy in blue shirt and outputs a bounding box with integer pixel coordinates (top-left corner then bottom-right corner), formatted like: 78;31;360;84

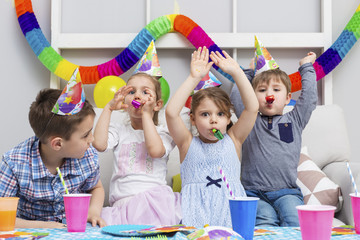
230;42;317;226
0;88;106;228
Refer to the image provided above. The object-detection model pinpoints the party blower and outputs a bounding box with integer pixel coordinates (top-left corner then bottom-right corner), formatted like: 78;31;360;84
212;129;224;140
266;95;275;104
132;100;141;109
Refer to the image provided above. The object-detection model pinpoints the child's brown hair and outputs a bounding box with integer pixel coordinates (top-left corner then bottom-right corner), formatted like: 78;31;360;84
252;68;291;93
29;88;95;143
191;87;234;130
127;72;162;125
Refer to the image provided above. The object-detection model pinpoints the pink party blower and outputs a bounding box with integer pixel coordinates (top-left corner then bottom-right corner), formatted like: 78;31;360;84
296;205;335;240
64;193;92;232
132;100;141;108
350;193;360;233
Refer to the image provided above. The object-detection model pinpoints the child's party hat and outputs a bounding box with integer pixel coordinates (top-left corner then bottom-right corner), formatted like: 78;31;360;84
254;36;279;75
185;71;222;109
52;68;85;115
133;40;162;77
133;41;172;104
193;71;222;94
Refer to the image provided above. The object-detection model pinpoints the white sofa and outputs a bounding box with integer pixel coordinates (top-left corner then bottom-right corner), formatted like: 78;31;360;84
96;104;359;225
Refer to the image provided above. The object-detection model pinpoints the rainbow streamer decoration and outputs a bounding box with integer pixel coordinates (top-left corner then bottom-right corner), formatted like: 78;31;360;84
346;162;358;196
14;0;360;92
218;166;235;199
56;167;69;195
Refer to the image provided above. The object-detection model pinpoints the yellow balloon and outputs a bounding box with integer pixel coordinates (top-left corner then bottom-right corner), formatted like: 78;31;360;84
94;76;126;108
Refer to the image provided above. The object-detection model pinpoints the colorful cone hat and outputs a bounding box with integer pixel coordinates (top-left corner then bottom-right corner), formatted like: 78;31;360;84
185;71;222;109
254;36;279;75
133;40;172;104
133;40;162;77
193;71;222;94
52;68;85;115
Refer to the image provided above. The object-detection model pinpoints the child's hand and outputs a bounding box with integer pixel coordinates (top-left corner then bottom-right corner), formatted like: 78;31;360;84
141;88;158;114
210;50;241;76
299;52;317;66
107;86;132;111
249;58;255;70
190;46;214;79
88;214;107;228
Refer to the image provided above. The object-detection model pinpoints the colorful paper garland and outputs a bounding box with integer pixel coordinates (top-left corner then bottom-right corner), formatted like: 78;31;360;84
15;0;360;92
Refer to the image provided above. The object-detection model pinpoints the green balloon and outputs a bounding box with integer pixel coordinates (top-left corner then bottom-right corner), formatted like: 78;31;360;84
158;77;170;105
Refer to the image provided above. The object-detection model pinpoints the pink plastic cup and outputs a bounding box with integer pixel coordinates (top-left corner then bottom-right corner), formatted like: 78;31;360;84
350;193;360;233
296;205;336;240
63;193;91;232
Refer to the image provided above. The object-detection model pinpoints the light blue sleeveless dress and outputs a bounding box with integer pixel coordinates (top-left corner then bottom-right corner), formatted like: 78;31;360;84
180;134;246;228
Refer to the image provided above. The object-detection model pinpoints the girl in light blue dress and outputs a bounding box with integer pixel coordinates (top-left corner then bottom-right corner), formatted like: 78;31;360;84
166;47;259;228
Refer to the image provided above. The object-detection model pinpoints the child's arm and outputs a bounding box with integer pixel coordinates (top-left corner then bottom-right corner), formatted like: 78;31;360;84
93;86;132;152
230;58;255;118
15;218;66;228
166;47;213;161
300;51;316;66
210;51;258;153
142;88;166;158
87;179;107;227
292;52;317;128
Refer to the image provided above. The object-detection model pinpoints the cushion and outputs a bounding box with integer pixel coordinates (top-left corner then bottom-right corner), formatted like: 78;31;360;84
296;151;343;212
172;173;182;193
302;105;351;169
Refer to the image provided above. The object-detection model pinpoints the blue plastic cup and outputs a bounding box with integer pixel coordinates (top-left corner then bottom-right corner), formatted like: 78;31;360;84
229;197;259;240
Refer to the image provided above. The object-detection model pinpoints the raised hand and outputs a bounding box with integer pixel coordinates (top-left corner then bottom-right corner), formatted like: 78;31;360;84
141;87;158;114
190;46;214;79
299;52;317;66
107;85;132;111
210;50;241;76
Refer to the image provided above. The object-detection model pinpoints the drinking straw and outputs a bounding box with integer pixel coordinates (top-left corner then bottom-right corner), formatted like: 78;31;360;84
346;162;358;196
218;166;235;199
56;167;69;194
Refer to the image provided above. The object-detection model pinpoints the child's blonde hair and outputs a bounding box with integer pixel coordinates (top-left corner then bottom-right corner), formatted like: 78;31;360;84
191;87;234;130
252;68;291;94
127;72;162;125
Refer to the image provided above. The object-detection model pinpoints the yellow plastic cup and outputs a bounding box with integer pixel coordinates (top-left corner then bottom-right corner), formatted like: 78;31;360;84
0;197;19;231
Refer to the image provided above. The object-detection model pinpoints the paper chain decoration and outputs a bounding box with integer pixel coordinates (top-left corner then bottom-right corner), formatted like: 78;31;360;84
15;0;360;92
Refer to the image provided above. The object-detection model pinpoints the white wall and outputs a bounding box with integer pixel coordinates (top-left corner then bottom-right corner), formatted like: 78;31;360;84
0;0;50;156
0;0;359;161
332;1;360;164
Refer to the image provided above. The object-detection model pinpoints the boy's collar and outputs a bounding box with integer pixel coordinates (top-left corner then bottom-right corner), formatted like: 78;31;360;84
31;138;83;180
259;112;282;117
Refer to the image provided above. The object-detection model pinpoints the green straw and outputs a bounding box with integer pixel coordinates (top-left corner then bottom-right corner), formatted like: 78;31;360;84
56;167;69;194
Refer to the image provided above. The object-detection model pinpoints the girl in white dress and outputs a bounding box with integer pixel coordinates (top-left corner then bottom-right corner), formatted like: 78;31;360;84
94;72;181;225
